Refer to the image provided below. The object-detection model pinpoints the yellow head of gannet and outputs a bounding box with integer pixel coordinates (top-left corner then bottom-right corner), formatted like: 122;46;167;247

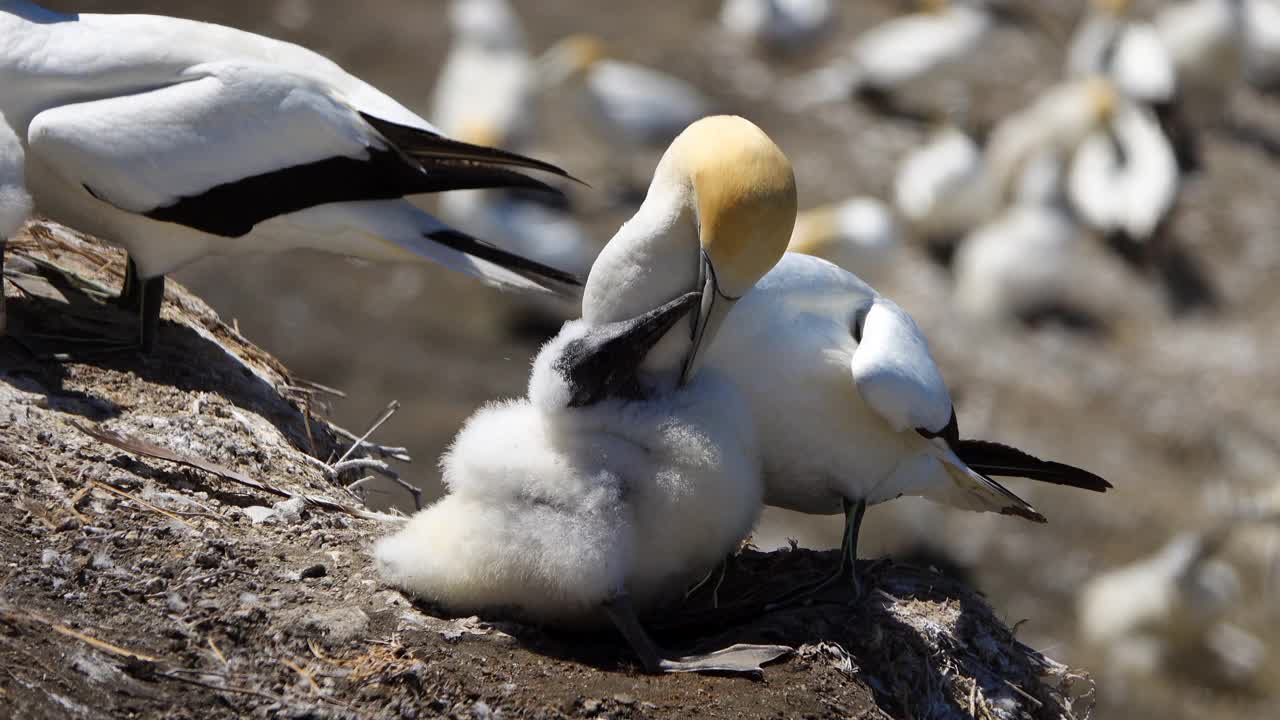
1095;0;1131;16
919;0;949;15
665;115;797;383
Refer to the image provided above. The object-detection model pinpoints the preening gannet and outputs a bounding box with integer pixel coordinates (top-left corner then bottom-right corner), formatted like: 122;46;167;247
719;0;834;54
537;34;712;145
1069;100;1180;253
787;196;899;283
376;292;790;675
0;111;33;334
1;2;581;351
583;117;1110;598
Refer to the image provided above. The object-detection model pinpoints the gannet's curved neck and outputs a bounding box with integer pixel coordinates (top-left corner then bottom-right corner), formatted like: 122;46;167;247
583;164;700;375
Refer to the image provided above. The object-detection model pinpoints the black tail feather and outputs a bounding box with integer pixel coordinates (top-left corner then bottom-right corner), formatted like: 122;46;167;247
953;439;1111;492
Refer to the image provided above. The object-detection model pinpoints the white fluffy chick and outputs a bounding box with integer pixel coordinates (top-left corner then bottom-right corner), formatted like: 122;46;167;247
787;197;900;283
0;112;33;334
537;34;712;145
376;293;787;675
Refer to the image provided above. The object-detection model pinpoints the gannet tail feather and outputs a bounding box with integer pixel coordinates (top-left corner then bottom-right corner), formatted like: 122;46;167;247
953;439;1112;492
940;456;1048;523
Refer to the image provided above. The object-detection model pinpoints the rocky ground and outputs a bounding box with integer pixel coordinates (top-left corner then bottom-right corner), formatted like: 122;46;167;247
16;1;1280;718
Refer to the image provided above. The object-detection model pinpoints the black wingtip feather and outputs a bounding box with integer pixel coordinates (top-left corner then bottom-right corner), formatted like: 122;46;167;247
428;228;584;296
955;439;1112;492
362;113;586;186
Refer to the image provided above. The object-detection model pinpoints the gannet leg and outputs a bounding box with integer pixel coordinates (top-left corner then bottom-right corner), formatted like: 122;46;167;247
763;497;868;609
137;274;165;353
602;595;791;677
115;255;141;311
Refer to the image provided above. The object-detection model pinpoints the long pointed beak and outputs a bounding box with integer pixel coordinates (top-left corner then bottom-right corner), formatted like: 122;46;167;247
680;251;737;386
562;292;701;407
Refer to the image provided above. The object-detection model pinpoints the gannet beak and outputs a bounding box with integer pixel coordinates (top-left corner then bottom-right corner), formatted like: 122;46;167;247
563;292;701;407
680;250;737;386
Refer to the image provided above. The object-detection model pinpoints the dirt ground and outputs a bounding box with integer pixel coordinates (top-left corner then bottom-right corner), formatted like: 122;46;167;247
12;1;1280;718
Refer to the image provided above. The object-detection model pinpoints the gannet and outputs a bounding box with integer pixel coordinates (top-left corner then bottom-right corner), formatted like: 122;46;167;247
719;0;834;55
1154;0;1245;123
1245;0;1280;89
783;0;1042;110
892;124;988;258
537;34;712;145
1066;0;1198;171
1;2;581;351
983;76;1118;209
0;111;33;334
786;196;899;283
1068;100;1180;253
429;0;535;146
583;117;1110;598
377;292;790;675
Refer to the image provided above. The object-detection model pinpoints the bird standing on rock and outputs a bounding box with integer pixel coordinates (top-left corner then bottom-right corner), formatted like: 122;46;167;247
0;1;581;352
583;117;1112;603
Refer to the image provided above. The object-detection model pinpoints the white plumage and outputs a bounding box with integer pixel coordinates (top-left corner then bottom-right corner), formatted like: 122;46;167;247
1069;101;1179;243
1154;0;1245;120
429;0;535;146
375;318;762;627
1;2;580;350
719;0;834;54
1067;2;1178;107
0;110;33;333
787;196;900;283
893;125;987;241
539;35;711;145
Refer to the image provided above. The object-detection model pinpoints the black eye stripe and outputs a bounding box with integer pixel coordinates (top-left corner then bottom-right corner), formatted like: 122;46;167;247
852;304;870;343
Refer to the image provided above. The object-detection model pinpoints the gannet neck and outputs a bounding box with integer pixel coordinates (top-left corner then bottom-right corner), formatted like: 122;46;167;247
583;167;700;375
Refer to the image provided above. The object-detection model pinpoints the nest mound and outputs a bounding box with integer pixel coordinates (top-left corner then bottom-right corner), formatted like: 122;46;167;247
0;222;1090;719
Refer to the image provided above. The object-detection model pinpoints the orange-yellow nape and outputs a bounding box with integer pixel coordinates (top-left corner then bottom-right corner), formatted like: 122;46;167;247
669;115;797;298
1085;75;1117;123
551;33;608;74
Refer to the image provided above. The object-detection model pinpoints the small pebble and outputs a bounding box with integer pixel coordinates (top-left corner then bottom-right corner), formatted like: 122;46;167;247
300;563;327;579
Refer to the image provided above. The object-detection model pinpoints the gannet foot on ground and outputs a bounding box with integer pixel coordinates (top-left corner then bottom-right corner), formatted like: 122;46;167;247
764;498;870;610
602;595;792;677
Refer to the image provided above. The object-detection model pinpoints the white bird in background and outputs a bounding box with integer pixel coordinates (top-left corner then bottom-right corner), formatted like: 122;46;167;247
983;76;1118;210
1078;524;1267;685
1069;100;1180;253
892;124;988;256
783;0;1032;111
719;0;834;55
1154;0;1246;124
377;292;791;676
583;116;1110;599
1066;0;1198;171
429;0;535;146
786;196;900;283
1244;0;1280;89
537;34;713;145
1;2;581;352
0;111;33;334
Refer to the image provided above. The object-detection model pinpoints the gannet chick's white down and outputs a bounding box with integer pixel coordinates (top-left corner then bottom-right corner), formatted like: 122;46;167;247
0;2;583;353
536;34;712;145
376;293;790;676
582;120;1112;601
0;110;33;333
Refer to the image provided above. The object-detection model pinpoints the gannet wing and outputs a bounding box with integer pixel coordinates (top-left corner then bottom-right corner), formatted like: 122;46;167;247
27;60;570;239
849;299;955;438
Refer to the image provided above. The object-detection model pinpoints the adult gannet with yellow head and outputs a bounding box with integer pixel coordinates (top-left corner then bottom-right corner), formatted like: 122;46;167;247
584;116;1112;598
